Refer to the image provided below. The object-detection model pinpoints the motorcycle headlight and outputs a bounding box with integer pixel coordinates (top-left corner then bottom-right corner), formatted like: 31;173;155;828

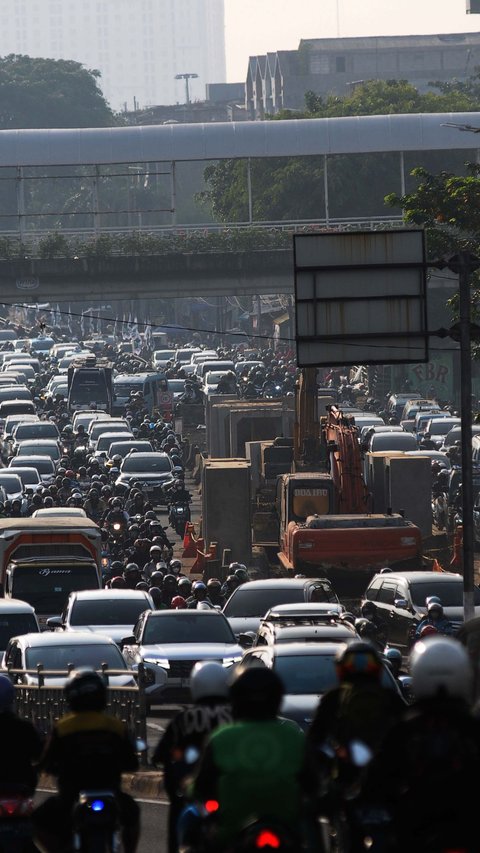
222;656;242;667
113;523;121;531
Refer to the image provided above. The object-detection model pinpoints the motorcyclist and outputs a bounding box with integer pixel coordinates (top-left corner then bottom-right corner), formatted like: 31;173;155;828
143;546;164;582
123;562;144;589
0;673;43;795
414;599;454;640
83;488;107;522
359;601;388;649
189;666;309;849
220;573;239;600
162;574;179;608
32;668;140;853
152;661;232;853
364;636;480;852
186;581;213;609
206;578;225;608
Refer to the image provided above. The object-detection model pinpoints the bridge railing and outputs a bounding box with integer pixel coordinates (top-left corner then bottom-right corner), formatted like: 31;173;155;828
0;216;405;259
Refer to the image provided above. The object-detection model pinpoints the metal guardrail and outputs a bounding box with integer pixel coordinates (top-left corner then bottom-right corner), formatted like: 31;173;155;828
8;666;147;743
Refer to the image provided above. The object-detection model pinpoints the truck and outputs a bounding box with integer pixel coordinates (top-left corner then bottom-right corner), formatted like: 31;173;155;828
0;518;102;627
67;355;114;415
270;371;422;594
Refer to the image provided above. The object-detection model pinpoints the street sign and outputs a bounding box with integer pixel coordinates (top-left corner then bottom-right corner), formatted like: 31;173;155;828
294;230;428;367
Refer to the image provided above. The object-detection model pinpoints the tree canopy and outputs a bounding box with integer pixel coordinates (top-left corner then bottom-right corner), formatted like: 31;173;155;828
0;55;117;128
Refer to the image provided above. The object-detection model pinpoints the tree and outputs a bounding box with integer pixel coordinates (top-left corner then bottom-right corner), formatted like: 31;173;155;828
199;78;480;223
0;55;117;128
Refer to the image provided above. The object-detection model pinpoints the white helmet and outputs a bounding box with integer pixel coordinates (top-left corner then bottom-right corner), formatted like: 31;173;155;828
410;635;472;702
190;661;229;702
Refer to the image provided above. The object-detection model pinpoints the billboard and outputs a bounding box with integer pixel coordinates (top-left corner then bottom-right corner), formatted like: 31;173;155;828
294;230;428;368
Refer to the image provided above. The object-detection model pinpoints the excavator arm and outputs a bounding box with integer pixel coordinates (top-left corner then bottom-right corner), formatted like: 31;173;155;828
293;367;323;470
324;404;372;513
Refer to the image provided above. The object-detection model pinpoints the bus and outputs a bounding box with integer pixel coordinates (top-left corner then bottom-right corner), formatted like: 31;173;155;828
67;356;114;415
112;372;169;416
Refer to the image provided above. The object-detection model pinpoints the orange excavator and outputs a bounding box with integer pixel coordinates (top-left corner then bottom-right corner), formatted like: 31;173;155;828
277;369;422;593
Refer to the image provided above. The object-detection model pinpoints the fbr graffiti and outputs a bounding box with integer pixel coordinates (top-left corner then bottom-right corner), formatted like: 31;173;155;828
411;362;449;384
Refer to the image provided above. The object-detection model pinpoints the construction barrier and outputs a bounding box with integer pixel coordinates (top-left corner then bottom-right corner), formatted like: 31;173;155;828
10;667;147;745
182;521;198;557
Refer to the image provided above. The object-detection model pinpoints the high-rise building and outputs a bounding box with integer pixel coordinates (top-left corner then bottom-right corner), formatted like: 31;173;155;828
0;0;226;111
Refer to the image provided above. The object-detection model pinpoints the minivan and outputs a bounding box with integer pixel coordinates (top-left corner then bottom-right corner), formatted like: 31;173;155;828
196;360;235;381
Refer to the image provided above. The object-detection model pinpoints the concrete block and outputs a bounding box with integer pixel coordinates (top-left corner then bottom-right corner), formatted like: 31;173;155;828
386;456;432;537
245;441;267;494
202;459;251;566
365;451;407;512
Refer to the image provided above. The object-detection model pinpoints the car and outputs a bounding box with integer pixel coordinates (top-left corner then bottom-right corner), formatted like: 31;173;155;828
202;370;232;397
441;424;480;453
387;392;422;420
15;439;61;464
107;439;154;461
47;589;155;644
0;472;25;503
115;452;174;502
238;641;402;730
0;385;32;404
367;431;417;453
253;603;357;647
8;455;56;485
7;466;43;495
152;349;176;369
10;420;60;455
222;578;341;637
93;430;134;459
400;399;441;422
404;449;451;470
167;379;186;401
29;337;55;355
1;631;135;687
88;419;132;451
0;599;39;658
361;570;480;652
121;609;243;708
72;410;107;432
234;360;266;376
421;417;461;449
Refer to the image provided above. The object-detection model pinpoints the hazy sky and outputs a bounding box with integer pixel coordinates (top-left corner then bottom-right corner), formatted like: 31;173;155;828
224;0;480;81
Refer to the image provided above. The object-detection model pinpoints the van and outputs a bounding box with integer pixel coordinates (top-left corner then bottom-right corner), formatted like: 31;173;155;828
196;360;235;381
387;392;422;420
112;372;167;415
0;386;32;404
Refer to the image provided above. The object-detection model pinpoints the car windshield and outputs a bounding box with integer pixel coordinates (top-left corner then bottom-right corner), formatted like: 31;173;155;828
410;581;480;608
167;380;185;392
0;475;22;494
11;565;99;614
25;643;125;670
97;433;132;450
122;456;171;473
224;588;307;618
8;469;40;486
114;384;142;397
109;442;152;457
12;459;54;474
0;614;38;650
91;424;129;439
428;420;460;436
143;613;235;644
14;424;59;440
70;599;151;626
274;653;339;694
17;443;60;460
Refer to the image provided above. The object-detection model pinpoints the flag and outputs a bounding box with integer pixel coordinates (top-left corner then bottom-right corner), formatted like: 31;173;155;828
96;312;101;335
89;311;94;334
67;305;73;334
55;304;61;326
80;311;85;339
113;316;118;340
49;306;55;327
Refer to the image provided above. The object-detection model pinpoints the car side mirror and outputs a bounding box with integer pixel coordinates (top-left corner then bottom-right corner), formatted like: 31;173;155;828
120;635;137;648
46;616;63;630
238;632;255;648
394;598;408;610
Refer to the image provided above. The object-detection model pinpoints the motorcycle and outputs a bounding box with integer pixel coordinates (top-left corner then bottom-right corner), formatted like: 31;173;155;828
169;501;191;538
0;786;35;852
178;801;302;853
72;790;120;852
263;383;284;400
432;490;448;531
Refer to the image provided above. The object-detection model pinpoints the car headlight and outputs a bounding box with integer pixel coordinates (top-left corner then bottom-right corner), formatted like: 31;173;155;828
144;657;170;669
222;656;242;667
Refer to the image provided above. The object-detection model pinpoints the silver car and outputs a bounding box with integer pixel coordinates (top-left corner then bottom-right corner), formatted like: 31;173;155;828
121;609;243;709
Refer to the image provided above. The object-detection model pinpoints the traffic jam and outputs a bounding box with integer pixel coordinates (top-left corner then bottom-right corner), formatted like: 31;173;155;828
0;314;477;853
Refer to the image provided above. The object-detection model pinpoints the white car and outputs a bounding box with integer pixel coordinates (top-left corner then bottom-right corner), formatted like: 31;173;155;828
2;631;136;688
121;609;243;708
9;455;56;485
0;599;39;659
47;589;154;645
32;507;87;518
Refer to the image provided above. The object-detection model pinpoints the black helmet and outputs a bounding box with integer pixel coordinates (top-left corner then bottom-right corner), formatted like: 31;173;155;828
163;574;177;591
124;562;140;576
354;618;378;643
229;666;283;721
150;571;164;587
64;668;106;712
234;566;248;583
144;510;157;521
110;560;124;574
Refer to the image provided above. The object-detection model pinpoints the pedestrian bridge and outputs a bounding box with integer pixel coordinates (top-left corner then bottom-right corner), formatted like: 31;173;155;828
0;112;476;302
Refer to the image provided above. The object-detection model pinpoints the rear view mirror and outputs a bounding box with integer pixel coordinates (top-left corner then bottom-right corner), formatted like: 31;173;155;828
238;632;255;649
394;598;408;610
46;616;63;630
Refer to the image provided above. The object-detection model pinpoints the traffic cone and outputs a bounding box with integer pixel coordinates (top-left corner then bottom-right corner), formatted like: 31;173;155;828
182;522;197;558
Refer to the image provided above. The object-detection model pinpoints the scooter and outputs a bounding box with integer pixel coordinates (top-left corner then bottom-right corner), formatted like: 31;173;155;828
0;786;35;852
169;501;191;538
72;790;121;852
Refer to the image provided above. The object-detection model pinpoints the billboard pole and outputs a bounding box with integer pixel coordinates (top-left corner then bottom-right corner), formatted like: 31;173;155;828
446;252;480;623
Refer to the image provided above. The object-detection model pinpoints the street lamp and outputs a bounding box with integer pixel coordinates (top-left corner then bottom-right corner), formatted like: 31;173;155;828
175;73;199;105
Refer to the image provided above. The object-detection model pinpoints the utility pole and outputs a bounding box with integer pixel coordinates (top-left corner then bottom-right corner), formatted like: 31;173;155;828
174;72;199;105
444;252;480;622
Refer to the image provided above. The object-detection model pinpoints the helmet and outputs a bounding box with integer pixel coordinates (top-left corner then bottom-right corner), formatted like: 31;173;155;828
207;578;221;590
229;666;283;720
124;562;140;576
110;560;124;575
228;562;243;573
163;574;177;591
335;641;383;682
0;674;15;711
171;595;187;609
190;661;229;702
410;635;472;701
419;624;439;638
150;570;164;587
384;647;402;676
144;510;157;521
177;577;192;594
64;668;106;712
234;566;248;583
427;600;444;616
109;576;126;589
135;581;149;591
354;618;378;642
361;601;377;620
170;559;182;575
193;581;206;596
149;545;162;557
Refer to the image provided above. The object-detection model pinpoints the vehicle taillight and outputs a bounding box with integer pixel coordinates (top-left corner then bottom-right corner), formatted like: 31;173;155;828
256;829;281;849
204;800;219;814
0;797;33;818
